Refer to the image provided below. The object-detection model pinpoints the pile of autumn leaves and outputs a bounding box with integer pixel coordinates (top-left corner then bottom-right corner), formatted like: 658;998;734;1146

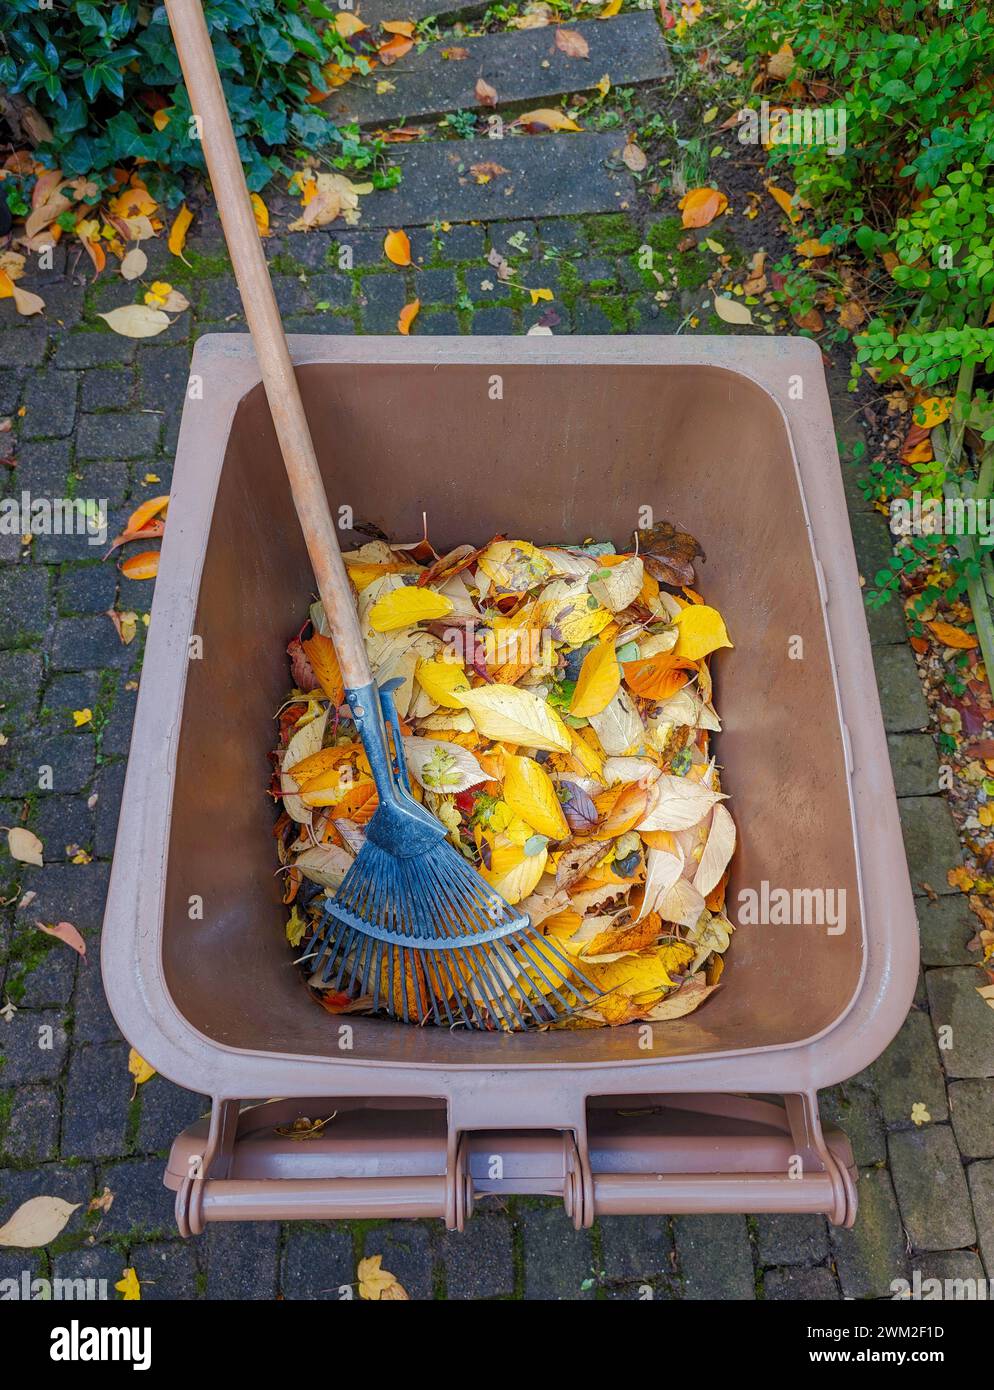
274;527;736;1029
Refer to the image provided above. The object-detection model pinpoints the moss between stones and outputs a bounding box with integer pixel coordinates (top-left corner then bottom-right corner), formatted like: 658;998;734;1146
581;213;641;256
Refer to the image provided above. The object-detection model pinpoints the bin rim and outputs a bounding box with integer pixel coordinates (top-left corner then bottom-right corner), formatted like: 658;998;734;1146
101;334;918;1104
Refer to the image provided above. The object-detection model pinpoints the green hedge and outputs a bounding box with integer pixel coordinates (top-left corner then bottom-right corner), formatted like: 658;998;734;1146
1;0;353;196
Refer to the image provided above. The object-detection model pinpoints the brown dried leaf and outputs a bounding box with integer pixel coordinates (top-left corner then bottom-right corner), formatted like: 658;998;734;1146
634;519;705;586
555;29;590;59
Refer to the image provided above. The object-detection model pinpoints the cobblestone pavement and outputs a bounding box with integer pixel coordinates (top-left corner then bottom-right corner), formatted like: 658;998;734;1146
0;201;992;1301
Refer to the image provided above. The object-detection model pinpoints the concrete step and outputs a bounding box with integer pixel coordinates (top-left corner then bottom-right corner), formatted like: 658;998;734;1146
350;132;636;226
327;12;672;127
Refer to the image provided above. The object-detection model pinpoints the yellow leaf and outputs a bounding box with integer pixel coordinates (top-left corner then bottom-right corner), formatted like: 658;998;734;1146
571;639;620;717
381;20;416;36
795;237;832;258
384;228;412;266
678;187;728;228
515;108;582;133
250;193;270;237
478;538;554;591
528;286;554;305
128;1049;155;1087
368;585;453;632
596;73;611;96
167;203;193;258
672;604;732;660
143;279;172;307
915;397;951;428
713;295;753;325
152;108;171;132
481;840;548;905
358;1254;409;1300
72;708;93;728
766;182;800;223
397;298;420;334
599;0;622;14
416;657;470;707
457;683;572;753
285;905;307;947
503;754;569;840
115;1267;142;1301
335;12;368;36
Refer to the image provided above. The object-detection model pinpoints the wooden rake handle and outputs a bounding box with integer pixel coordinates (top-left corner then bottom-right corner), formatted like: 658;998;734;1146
164;0;373;690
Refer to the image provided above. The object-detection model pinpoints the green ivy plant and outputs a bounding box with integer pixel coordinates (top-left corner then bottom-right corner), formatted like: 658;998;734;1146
0;0;364;197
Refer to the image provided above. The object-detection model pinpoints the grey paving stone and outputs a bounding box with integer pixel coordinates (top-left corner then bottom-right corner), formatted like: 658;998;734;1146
899;797;965;896
887;733;940;797
597;1215;673;1282
52;1243;124;1299
131;1240;201;1299
44;672;100;713
275;232;334;271
272;275;313;316
574;300;628;333
34;795;94;861
0;649;42;726
9;437;71;492
437;1209;515;1299
417;311;461;335
821;1081;887;1165
72;949;122;1046
870;1008;949;1127
471;307;515;334
136;1077;208;1155
917;895;979;967
756;1212;829;1267
348;135;636;228
0;565;50;642
438;224;487;261
948;1079;994;1159
4;926;78;1008
0;328;48;367
359;0;487;23
137;345;191;413
1;729;95;798
358;274;409;332
206;1221;281;1300
926;966;994;1078
76;412;160;461
329;14;670;125
51;615;136;670
330;231;390;269
915;1248;988;1296
62;1042;132;1160
763;1266;840;1300
888;1126;976;1252
831;1166;909;1298
0;1083;60;1161
281;1225;354;1299
874;644;929;732
81;367;136;412
100;683;139;758
0;1009;68;1084
673;1214;755;1300
967;1159;994;1276
521;1203;596;1300
415;269;459;304
96;1158;178;1237
0;368;24;413
368;1221;436;1300
53;334;136;369
304;272;354;310
94;761;126;858
56;562;118;617
15;862;109;935
21;368;78;440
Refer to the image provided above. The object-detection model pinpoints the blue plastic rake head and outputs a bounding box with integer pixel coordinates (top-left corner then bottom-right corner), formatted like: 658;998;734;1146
304;679;598;1030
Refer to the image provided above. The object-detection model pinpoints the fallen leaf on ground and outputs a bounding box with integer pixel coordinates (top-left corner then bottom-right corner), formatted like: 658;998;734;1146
168;204;193;259
397;299;420;334
621;138;648;172
36;920;86;957
116;1268;141;1300
555;29;590;58
475;77;499;107
679;187;728;228
358;1255;409;1300
513;109;582;133
713;295;752;325
120;550;160;580
98;305;170;339
128;1049;155;1094
0;1197;80;1248
250;193;270;237
384;229;412;266
6;827;43;866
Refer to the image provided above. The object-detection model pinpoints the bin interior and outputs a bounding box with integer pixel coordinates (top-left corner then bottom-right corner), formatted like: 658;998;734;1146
163;361;862;1066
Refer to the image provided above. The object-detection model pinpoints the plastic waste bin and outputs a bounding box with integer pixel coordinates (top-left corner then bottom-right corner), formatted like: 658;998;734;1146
101;334;918;1233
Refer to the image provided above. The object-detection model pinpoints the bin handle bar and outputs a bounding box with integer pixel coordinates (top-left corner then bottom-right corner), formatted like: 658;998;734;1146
162;0;373;690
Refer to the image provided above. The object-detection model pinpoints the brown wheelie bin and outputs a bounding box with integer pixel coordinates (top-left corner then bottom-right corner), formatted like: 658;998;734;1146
101;334;918;1234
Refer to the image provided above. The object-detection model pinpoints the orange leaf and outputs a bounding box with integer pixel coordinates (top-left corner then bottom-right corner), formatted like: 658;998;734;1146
120;550;159;580
597;781;650;838
302;631;345;706
765;182;800;222
678;187;728;228
126;494;170;535
927;621;979;650
622;654;696;699
384;229;412;266
167;203;193;259
475;77;498;107
397;299;420;334
378;34;413;64
381;20;416;36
